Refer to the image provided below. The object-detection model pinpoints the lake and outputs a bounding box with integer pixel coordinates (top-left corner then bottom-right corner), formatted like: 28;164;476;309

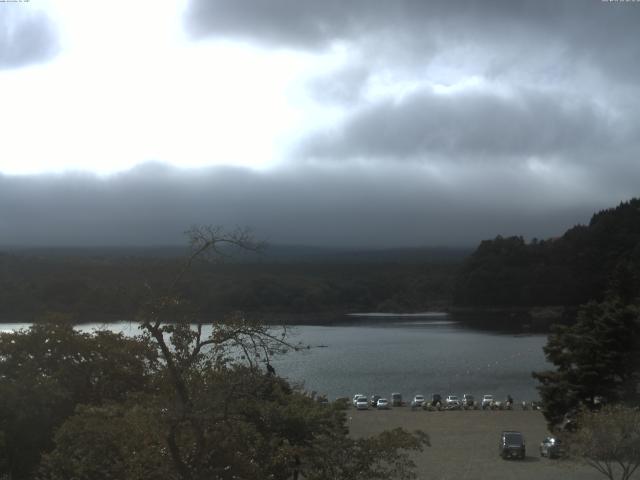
1;313;550;403
272;315;549;402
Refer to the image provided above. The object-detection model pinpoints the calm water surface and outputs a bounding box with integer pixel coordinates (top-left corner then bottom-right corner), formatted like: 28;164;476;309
2;315;549;402
272;316;549;402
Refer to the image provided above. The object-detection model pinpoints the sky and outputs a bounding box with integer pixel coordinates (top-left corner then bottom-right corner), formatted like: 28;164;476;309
0;0;639;247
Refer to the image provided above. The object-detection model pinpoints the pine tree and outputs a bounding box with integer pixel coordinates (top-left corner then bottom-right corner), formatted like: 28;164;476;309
533;299;640;427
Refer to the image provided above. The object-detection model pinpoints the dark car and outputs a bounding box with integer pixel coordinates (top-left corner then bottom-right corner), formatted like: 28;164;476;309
499;431;526;460
539;436;563;458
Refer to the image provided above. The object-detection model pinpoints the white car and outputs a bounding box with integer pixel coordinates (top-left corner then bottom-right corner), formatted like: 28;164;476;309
355;398;369;410
445;395;461;408
353;394;367;407
376;398;390;409
411;395;426;407
540;436;562;458
481;394;494;409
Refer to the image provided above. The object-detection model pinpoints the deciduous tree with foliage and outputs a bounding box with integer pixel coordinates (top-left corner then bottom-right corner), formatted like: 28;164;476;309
127;226;429;480
0;318;157;480
1;227;430;480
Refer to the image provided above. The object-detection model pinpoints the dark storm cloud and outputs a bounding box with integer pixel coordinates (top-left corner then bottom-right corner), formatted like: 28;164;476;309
184;0;640;78
0;7;58;69
186;0;438;49
183;0;544;49
185;0;640;176
0;162;636;248
299;88;619;163
185;0;377;49
0;2;637;249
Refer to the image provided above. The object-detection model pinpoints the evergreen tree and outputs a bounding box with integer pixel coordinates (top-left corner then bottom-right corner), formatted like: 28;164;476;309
454;198;640;309
533;299;640;427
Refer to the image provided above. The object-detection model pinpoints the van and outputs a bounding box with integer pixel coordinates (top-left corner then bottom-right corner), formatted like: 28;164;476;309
391;392;403;406
499;431;526;459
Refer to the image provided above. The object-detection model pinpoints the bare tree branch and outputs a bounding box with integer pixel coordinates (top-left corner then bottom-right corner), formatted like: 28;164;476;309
135;226;295;480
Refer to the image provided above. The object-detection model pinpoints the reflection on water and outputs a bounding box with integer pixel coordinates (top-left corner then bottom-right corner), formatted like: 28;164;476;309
390;320;458;326
2;315;549;402
347;312;449;317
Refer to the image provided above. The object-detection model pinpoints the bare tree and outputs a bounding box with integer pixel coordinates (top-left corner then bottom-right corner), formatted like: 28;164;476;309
137;226;293;480
565;406;640;480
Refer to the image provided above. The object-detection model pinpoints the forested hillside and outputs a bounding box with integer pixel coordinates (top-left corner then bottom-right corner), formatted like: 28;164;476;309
0;247;465;321
453;198;640;307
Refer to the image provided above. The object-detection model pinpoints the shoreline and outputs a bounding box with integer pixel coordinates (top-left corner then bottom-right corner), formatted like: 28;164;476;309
0;306;573;332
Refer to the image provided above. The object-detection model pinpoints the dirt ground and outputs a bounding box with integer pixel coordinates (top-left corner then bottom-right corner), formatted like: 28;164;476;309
347;407;606;480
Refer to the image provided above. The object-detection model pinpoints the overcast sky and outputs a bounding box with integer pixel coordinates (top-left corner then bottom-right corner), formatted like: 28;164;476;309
1;0;639;247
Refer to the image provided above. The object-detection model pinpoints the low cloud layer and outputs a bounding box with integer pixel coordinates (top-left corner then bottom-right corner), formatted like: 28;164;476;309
299;88;620;163
0;162;631;248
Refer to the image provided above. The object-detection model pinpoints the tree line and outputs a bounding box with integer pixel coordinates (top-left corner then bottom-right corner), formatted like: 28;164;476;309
453;198;640;308
0;253;459;321
453;199;640;479
521;201;640;480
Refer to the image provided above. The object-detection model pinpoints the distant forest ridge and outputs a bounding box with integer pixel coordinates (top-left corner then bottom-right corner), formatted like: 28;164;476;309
1;244;472;264
2;198;638;322
453;198;640;308
0;244;468;322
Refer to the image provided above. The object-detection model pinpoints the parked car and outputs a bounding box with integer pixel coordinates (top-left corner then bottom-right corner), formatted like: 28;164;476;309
481;394;494;409
499;431;526;459
353;394;367;407
370;394;381;407
355;397;369;410
391;393;403;406
411;395;426;407
461;394;475;409
376;398;390;409
445;395;461;409
539;436;563;458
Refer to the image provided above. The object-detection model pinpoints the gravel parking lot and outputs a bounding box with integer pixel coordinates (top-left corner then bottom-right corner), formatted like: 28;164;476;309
347;407;604;480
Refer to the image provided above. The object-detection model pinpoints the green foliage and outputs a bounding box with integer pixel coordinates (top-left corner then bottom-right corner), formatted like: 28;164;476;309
564;406;640;480
2;228;430;480
303;428;429;480
454;198;640;307
0;319;429;480
39;403;172;480
533;299;640;427
0;322;157;480
38;370;428;480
